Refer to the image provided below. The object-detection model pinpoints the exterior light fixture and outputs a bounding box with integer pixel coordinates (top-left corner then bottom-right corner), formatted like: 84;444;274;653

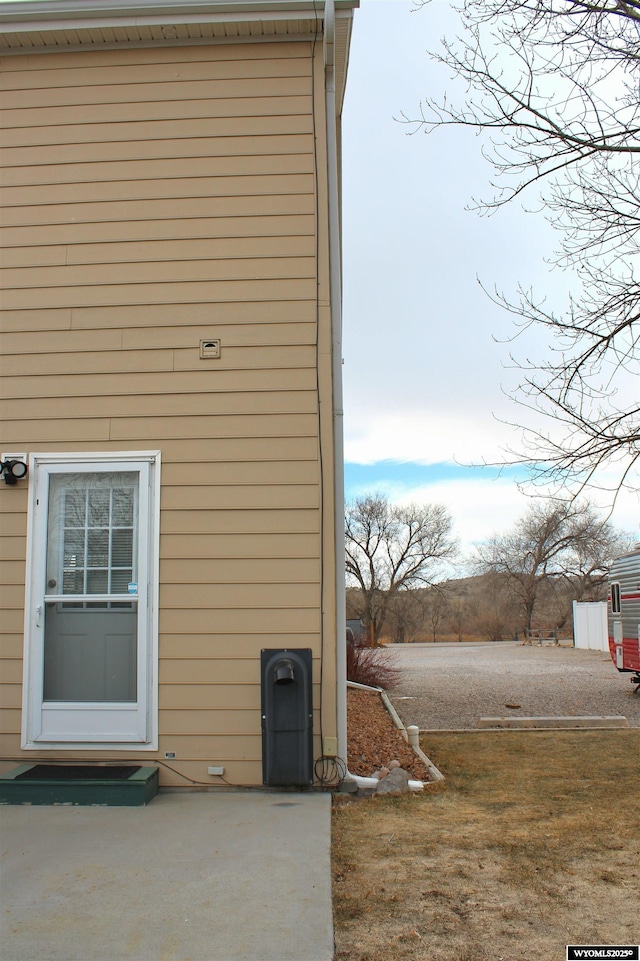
1;458;28;485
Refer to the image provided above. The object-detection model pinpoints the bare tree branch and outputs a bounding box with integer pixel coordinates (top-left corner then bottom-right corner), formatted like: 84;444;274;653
405;0;639;501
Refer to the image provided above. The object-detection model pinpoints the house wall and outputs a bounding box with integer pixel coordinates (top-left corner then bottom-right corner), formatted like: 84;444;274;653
0;38;338;786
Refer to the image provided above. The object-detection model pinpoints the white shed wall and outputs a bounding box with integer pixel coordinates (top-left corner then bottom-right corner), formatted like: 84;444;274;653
572;601;608;652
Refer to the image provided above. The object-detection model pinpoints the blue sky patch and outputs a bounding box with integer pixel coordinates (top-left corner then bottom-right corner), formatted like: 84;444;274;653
344;460;526;501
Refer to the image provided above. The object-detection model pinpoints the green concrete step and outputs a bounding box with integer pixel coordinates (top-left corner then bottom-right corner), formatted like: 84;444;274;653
0;764;159;806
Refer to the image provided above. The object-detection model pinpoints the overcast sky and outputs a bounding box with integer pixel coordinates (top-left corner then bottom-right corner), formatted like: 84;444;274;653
340;0;639;563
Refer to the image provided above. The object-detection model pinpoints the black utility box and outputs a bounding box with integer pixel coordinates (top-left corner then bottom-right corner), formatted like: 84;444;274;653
261;648;313;786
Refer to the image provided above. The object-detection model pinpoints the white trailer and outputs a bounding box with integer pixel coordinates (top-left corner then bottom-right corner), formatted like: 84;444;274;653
608;545;640;690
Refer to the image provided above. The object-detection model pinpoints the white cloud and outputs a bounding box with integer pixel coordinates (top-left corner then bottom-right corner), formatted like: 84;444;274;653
395;476;530;557
344;406;524;467
347;470;639;563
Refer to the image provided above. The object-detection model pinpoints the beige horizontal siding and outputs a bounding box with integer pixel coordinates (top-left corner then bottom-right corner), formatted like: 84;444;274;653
2;94;312;134
158;734;264;760
159;535;318;562
0;57;310;99
0;628;25;654
157;710;319;743
0;710;21;735
1;253;314;289
155;761;263;786
0;559;25;585
1;636;29;660
0;660;22;686
0;39;336;786
160;634;319;659
161;685;260;712
2;234;315;268
0;114;312;150
0;390;317;422
0;319;316;353
159;710;263;737
2;193;314;231
0;134;312;171
1;343;315;376
161;484;318;511
1;278;315;310
2;174;314;213
0;299;317;331
159;582;318;609
158;658;320;686
1;686;21;710
0;41;309;87
160;557;319;584
163;459;319;487
2;155;313;195
159;608;320;636
161;507;319;534
1;371;316;404
2;213;314;251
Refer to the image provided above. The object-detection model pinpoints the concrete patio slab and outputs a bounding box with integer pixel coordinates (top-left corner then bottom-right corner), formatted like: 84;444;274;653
0;790;334;961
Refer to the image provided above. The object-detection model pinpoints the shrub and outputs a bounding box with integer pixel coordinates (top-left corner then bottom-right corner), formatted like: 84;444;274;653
346;642;401;690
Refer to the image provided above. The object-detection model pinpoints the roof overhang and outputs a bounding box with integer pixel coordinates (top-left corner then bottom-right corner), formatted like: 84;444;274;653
0;0;358;109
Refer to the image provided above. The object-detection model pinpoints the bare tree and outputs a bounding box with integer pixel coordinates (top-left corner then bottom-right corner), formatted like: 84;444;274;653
385;589;428;644
345;494;457;643
406;0;640;502
441;581;475;641
474;499;624;633
423;587;451;643
473;571;520;641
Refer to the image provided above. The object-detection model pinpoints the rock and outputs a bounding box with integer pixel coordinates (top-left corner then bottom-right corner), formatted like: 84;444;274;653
388;759;401;770
375;767;410;795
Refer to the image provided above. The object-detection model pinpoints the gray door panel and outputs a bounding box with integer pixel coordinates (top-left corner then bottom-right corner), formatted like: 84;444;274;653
43;605;137;702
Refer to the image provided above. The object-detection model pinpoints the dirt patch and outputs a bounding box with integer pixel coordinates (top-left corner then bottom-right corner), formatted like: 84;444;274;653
333;729;640;961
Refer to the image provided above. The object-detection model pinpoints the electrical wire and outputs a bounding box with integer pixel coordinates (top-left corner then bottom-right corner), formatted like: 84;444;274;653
314;754;347;787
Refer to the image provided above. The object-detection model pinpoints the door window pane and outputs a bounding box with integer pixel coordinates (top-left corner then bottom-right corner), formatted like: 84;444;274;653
47;472;138;604
87;570;108;594
112;489;134;526
88;529;109;568
111;528;133;568
88;490;111;527
64;490;86;527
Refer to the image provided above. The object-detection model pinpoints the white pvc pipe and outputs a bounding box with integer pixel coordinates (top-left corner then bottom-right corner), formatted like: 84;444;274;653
351;774;425;793
406;725;420;749
351;775;378;790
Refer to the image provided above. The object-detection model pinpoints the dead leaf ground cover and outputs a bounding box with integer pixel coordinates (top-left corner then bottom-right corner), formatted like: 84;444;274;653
346;688;432;780
332;730;640;961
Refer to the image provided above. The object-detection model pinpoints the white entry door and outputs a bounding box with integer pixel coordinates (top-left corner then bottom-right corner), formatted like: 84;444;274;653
22;453;159;749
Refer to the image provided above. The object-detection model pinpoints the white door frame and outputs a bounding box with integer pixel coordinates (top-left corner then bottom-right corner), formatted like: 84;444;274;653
21;451;161;751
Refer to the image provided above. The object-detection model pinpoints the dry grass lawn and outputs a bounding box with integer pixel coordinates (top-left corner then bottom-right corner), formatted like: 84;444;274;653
332;730;640;961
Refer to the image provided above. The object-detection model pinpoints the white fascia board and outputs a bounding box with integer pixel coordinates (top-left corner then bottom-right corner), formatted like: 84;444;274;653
0;1;358;26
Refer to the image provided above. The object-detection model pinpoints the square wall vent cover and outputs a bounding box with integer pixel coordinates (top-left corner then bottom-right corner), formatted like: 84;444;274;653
200;339;221;359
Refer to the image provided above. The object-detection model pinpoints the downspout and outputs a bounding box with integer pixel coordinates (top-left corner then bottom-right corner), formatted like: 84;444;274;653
323;0;348;770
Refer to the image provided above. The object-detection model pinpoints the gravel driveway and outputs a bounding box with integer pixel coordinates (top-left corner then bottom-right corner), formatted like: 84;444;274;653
387;641;640;730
